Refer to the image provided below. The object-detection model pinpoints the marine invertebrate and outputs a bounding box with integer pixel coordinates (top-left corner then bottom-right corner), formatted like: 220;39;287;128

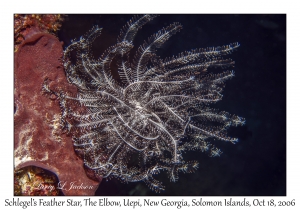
14;166;59;196
14;30;99;195
14;14;64;52
61;15;245;192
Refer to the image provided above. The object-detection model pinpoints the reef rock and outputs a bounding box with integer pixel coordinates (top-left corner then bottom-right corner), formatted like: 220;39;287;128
14;31;100;195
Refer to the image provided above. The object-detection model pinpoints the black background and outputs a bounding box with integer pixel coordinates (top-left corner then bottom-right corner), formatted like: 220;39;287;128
58;14;286;196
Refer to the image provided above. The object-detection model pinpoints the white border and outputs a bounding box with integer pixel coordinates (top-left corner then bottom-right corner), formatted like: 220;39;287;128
2;0;299;209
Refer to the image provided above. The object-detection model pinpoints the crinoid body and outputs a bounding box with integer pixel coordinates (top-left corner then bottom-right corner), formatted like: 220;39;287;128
61;15;245;192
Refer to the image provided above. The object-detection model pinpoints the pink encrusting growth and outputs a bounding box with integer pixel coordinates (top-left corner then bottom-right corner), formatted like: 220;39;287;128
14;30;100;195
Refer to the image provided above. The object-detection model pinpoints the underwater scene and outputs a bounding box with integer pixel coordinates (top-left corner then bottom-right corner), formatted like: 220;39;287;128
14;14;286;196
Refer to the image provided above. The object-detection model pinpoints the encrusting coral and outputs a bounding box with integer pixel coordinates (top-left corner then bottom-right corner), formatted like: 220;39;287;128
14;17;100;195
